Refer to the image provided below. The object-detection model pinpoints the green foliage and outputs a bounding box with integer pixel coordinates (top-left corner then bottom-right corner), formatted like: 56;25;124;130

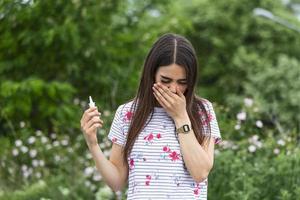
244;55;300;131
0;78;79;137
209;140;300;200
0;0;299;199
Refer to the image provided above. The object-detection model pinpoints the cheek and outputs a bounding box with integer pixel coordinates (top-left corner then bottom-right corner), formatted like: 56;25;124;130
178;85;187;94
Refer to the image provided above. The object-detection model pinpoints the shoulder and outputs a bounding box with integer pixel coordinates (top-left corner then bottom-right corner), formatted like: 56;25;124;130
195;96;214;113
115;100;136;122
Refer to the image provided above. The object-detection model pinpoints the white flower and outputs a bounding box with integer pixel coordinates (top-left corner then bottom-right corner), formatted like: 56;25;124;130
248;145;256;153
234;124;241;130
90;184;96;191
28;136;36;144
67;147;74;153
80;101;87;108
12;148;19;156
237;112;247;121
103;110;111;117
23;171;30;178
277;139;285;146
92;173;102;181
85;152;92;159
50;133;57;139
54;155;61;162
20;146;28;153
84;180;91;187
32;159;39;167
255;141;263;148
103;150;110;157
46;144;52;150
214;149;220;155
23;167;33;178
248;135;259;143
35;172;42;179
53;141;59;147
15;140;23;147
99;129;106;136
256;120;263;128
21;164;28;171
60;187;70;196
84;167;94;177
104;140;110;147
244;98;253;107
35;130;42;136
99;142;106;149
29;149;37;158
253;107;259;112
73;98;80;105
39;160;45;167
232;145;239;150
20;121;26;128
41;136;48;144
273;148;280;155
61;139;69;146
219;140;235;149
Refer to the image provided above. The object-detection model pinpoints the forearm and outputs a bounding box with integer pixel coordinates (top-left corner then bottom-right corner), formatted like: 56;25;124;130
88;144;125;191
174;117;213;183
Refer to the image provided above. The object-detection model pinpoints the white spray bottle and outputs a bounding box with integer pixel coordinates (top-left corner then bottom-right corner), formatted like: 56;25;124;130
89;96;95;108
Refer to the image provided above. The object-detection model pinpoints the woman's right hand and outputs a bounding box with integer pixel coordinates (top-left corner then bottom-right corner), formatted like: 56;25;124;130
80;106;103;147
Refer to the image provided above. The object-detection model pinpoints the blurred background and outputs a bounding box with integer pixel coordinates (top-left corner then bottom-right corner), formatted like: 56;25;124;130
0;0;299;199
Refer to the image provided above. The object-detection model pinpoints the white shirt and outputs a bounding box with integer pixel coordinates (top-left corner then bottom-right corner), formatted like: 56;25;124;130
108;99;222;200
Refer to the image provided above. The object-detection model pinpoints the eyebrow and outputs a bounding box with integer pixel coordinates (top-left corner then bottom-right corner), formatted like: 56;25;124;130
160;75;187;81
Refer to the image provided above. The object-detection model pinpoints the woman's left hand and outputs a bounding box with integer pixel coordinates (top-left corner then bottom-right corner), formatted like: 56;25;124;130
152;82;188;121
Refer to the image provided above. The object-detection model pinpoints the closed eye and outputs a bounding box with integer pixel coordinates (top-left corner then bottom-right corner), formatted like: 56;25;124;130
160;80;170;84
160;79;187;85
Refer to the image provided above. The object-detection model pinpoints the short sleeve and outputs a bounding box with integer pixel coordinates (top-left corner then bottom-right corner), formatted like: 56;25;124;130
207;101;222;144
108;105;126;147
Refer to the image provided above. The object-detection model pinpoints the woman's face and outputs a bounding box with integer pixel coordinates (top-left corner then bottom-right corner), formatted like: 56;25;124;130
154;63;188;94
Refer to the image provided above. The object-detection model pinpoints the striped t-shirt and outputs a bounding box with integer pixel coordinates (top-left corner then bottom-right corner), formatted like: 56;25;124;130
108;99;222;200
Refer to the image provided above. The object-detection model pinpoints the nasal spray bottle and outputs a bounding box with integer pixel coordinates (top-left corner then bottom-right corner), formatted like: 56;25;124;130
89;96;95;108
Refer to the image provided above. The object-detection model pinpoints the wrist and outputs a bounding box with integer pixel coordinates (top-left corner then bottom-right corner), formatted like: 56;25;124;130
173;113;190;128
87;141;99;149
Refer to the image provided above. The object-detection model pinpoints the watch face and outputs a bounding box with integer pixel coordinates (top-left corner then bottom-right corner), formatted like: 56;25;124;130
183;125;190;132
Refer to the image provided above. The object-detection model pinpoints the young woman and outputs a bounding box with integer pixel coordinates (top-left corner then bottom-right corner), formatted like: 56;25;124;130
80;33;222;200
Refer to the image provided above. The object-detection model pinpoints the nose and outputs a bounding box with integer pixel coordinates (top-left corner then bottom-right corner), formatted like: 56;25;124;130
168;83;177;93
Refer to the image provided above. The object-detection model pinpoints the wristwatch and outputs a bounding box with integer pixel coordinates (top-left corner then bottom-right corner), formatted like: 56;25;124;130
176;124;191;134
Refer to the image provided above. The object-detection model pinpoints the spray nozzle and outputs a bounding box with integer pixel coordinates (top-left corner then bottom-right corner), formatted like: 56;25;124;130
89;96;95;108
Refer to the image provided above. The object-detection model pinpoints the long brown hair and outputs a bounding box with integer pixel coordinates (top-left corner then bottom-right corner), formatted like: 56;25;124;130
123;33;211;163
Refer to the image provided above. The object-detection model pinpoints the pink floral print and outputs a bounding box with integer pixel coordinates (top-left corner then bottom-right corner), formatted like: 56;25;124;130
162;145;181;162
124;111;134;122
129;158;135;170
145;175;151;186
198;110;214;126
169;151;180;161
194;183;201;196
144;133;162;144
111;137;117;143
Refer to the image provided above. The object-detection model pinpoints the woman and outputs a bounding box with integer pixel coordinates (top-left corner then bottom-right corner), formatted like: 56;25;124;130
80;33;222;199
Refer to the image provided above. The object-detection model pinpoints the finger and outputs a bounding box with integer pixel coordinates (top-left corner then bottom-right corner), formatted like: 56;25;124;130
176;86;184;98
85;123;102;135
86;116;103;129
81;112;102;131
153;90;171;109
82;109;101;125
157;83;178;99
153;84;175;105
81;106;98;122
